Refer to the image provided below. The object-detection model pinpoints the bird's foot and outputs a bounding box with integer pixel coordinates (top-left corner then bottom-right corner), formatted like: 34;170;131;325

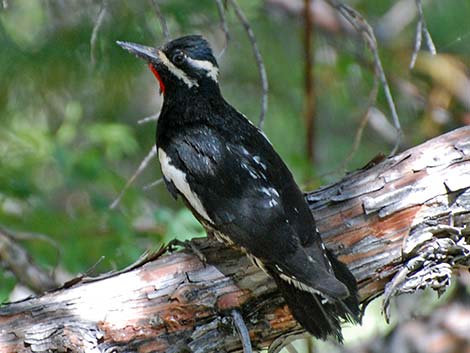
167;238;208;264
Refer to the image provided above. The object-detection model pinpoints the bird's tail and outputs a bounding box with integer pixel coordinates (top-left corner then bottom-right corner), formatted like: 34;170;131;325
271;251;360;342
326;249;361;323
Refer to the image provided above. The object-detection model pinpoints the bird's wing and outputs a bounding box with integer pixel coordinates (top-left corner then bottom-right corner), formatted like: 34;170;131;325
160;123;348;298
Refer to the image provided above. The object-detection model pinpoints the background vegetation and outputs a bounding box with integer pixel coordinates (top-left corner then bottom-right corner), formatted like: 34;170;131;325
1;0;469;350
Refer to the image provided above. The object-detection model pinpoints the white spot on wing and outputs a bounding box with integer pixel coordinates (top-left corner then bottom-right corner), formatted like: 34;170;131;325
158;51;198;88
240;146;250;156
259;187;280;208
260;187;278;197
241;162;260;179
158;148;213;223
253;155;267;170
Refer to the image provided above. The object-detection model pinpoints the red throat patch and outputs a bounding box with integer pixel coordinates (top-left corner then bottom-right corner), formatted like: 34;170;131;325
148;64;165;95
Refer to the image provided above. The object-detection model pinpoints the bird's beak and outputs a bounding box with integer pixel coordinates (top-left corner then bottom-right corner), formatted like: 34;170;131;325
116;41;161;63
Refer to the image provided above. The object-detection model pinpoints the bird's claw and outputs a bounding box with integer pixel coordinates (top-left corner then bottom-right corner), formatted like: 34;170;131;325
167;238;208;264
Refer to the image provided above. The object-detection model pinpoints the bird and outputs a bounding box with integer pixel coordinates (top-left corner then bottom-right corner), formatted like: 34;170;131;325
117;35;360;342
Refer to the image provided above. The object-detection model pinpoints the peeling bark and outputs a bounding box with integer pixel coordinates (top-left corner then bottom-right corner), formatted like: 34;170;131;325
1;127;470;353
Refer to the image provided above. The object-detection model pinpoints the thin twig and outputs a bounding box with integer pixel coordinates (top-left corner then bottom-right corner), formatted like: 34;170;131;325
61;256;106;289
137;113;159;125
418;0;437;56
84;256;106;277
110;145;158;209
150;0;170;41
372;47;402;155
0;229;59;293
326;0;402;155
231;309;253;353
215;0;230;58
303;0;316;163
409;6;423;69
0;226;62;269
410;0;436;69
90;0;108;67
423;25;436;56
342;74;380;169
228;0;268;129
143;178;164;190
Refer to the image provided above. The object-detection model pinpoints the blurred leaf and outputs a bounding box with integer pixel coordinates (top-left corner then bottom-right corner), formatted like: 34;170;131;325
86;123;138;160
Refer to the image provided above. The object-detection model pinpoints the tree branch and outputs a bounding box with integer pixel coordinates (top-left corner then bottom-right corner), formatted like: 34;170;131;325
0;229;59;293
109;145;158;209
150;0;170;41
2;127;470;352
215;0;230;58
303;0;316;163
410;0;436;69
228;0;269;129
325;0;403;155
90;0;108;68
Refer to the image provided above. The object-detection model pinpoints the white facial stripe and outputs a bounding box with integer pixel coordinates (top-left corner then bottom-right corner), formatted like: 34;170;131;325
186;57;219;82
158;148;213;224
157;51;198;88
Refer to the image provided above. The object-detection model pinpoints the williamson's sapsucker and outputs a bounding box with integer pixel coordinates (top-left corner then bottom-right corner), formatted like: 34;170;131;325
118;35;360;342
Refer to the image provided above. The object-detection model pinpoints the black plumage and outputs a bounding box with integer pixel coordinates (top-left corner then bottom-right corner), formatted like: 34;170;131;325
118;35;360;341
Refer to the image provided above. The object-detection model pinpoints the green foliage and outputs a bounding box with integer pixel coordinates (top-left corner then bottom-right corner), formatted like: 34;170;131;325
0;271;16;303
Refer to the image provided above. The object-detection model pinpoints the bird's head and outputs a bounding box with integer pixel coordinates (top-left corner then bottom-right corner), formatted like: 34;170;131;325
117;35;219;96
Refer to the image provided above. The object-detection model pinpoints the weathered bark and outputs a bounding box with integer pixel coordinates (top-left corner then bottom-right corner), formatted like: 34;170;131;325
1;126;470;353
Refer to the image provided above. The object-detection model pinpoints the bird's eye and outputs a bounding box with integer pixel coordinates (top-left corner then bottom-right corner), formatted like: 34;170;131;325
172;51;185;65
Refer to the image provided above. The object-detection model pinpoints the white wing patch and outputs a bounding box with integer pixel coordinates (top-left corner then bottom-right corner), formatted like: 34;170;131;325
259;187;280;207
158;51;198;88
158;148;213;224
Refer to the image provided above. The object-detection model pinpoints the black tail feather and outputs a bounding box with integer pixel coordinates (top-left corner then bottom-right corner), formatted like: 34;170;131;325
272;272;345;342
270;252;360;342
326;249;361;323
